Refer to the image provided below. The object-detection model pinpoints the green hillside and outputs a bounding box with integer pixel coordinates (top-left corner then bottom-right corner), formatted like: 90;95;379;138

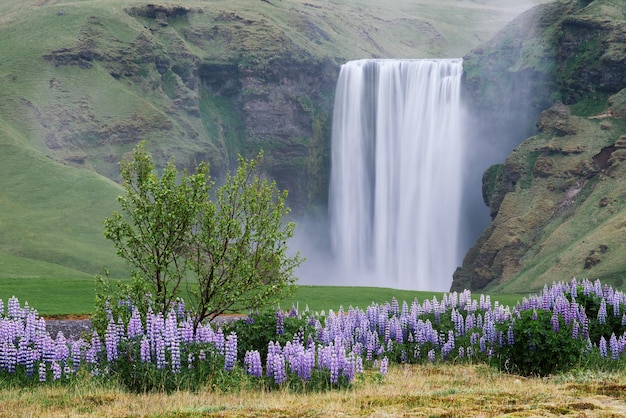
0;0;546;295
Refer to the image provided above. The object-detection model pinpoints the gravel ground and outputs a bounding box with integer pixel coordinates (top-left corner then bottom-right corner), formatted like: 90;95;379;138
46;319;93;339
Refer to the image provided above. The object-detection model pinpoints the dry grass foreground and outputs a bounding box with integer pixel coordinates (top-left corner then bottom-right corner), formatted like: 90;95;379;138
3;364;626;417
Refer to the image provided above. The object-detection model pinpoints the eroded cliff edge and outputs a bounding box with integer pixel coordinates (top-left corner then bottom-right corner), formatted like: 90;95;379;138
453;0;626;293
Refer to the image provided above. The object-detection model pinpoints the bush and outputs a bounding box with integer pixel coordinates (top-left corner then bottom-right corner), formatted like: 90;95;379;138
496;308;587;376
223;307;317;363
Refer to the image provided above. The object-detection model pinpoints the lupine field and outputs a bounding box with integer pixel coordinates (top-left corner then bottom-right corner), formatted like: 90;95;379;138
2;278;626;394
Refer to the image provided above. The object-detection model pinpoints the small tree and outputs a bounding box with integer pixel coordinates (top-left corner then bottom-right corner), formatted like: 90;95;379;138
103;142;209;314
188;153;303;328
102;143;302;325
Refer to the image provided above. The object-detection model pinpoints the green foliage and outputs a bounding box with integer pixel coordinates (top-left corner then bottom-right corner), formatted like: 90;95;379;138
496;309;586;376
103;142;210;315
102;144;301;329
188;153;303;327
482;164;503;206
93;272;153;338
571;289;623;346
223;309;315;363
110;339;245;393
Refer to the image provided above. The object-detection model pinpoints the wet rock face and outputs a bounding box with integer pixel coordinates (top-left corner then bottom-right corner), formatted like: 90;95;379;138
236;58;338;214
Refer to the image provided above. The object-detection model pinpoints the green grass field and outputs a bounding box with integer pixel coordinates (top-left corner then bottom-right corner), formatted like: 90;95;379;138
0;273;525;317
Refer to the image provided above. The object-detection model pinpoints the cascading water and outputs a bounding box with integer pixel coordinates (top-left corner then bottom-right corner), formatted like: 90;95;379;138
329;59;464;291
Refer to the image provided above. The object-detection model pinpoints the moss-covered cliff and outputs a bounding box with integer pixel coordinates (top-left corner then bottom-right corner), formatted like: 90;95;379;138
453;0;626;293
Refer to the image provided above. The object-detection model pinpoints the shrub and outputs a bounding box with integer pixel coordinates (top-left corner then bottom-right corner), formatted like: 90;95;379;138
223;307;317;363
496;308;587;376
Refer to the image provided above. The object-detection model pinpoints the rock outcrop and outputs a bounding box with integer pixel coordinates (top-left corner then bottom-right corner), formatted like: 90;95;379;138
453;0;626;293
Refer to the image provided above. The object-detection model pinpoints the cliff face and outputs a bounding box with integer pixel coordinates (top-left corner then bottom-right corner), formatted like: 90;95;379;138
6;1;548;217
0;0;555;280
453;0;626;293
36;4;339;215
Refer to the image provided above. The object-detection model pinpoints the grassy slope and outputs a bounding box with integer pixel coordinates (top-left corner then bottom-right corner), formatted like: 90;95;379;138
490;113;626;294
0;0;547;310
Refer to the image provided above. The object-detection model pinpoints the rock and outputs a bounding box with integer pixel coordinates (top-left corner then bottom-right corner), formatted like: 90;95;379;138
536;101;577;136
533;156;557;178
452;1;626;293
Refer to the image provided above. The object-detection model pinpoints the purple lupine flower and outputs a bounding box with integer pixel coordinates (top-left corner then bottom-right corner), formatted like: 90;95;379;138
612;296;620;318
266;341;281;380
55;332;70;363
244;350;263;378
51;360;62;380
268;349;286;385
2;341;17;373
176;299;185;320
86;331;101;365
180;319;194;344
379;356;389;376
572;320;580;340
582;318;589;341
451;309;464;336
329;350;339;384
164;312;180;372
7;296;23;319
599;336;608;358
507;325;515;346
214;329;225;356
38;361;47;382
187;353;195;369
366;338;374;362
105;320;118;362
428;349;435;363
355;355;364;375
479;336;487;353
140;336;151;363
276;308;285;336
26;349;37;378
391;298;399;316
465;313;475;332
551;312;560;333
442;330;455;359
458;346;465;359
610;333;619;360
288;306;299;318
598;299;607;324
297;344;315;381
224;332;237;371
127;307;143;339
17;336;29;367
71;339;82;372
155;336;166;369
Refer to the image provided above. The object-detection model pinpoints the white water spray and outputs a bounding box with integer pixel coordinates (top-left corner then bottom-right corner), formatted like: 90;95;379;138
329;59;464;291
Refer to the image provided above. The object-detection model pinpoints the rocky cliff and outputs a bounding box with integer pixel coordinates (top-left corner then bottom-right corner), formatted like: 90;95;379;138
4;0;547;217
0;0;552;280
452;0;626;293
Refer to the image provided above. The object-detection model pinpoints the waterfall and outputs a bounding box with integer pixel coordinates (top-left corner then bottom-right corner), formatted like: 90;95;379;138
329;59;464;291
